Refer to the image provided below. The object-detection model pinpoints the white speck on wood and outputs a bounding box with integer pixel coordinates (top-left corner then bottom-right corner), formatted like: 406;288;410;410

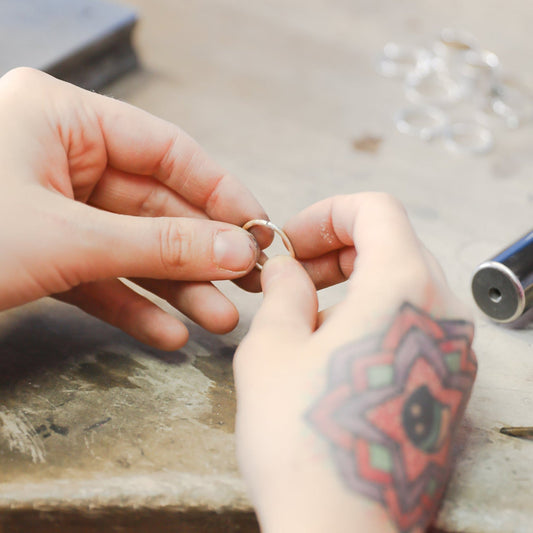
0;409;46;463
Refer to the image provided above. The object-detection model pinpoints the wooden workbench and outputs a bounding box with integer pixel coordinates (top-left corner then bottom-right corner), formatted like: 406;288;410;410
0;1;532;531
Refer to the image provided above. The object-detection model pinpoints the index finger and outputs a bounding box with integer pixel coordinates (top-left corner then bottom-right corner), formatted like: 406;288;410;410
86;90;272;246
284;193;423;275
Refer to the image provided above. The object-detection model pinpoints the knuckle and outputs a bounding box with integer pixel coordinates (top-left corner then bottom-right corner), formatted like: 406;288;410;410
375;257;432;299
156;132;182;183
401;258;433;288
157;219;190;274
0;68;48;97
204;173;230;213
139;186;169;217
365;191;405;213
2;66;41;86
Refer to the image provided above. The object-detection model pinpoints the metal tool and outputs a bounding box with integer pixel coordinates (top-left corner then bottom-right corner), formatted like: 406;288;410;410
471;230;533;322
500;426;533;439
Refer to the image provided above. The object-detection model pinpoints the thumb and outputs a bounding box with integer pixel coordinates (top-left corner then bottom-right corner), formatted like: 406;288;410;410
66;202;261;282
249;255;318;340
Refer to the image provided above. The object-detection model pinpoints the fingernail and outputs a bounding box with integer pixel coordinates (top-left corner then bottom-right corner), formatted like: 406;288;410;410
214;229;260;272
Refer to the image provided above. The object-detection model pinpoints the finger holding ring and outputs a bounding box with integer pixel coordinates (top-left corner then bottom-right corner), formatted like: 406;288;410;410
242;219;295;270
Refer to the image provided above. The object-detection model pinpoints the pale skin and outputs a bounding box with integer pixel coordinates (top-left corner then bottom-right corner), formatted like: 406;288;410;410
0;68;476;532
0;67;272;350
234;195;476;532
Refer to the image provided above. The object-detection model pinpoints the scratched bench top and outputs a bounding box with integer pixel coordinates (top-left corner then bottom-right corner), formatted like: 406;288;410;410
0;299;249;510
0;1;533;532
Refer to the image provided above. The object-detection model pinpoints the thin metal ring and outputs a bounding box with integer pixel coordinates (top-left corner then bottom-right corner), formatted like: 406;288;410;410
405;69;469;106
375;42;431;79
463;49;500;75
490;83;533;129
443;121;494;155
242;219;295;271
394;105;448;142
433;28;478;59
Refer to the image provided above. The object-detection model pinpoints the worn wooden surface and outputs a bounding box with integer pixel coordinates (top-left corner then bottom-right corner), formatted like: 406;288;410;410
0;1;532;531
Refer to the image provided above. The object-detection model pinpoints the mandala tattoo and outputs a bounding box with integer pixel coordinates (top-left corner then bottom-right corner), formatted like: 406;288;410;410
306;303;476;533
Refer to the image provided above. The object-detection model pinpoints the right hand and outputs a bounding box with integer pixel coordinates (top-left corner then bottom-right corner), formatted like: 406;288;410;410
234;193;476;533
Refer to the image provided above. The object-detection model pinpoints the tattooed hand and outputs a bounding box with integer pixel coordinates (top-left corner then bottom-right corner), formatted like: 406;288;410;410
233;193;476;533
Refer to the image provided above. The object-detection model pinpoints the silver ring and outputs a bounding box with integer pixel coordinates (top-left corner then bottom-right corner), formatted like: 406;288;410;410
433;28;478;59
490;84;533;129
405;69;469;106
394;105;448;142
443;121;494;155
242;219;295;271
376;42;431;79
464;49;500;74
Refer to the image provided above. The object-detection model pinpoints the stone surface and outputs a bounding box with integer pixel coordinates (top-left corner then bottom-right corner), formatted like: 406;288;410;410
0;0;533;531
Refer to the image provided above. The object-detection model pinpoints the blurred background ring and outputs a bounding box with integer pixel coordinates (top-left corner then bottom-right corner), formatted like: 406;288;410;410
394;105;448;142
376;42;432;79
444;121;494;155
405;68;470;106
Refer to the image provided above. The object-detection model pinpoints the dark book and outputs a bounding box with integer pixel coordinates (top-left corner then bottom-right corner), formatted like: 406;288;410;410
0;0;138;90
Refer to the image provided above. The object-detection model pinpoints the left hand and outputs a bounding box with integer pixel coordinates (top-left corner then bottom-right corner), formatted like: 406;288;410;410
0;68;271;349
